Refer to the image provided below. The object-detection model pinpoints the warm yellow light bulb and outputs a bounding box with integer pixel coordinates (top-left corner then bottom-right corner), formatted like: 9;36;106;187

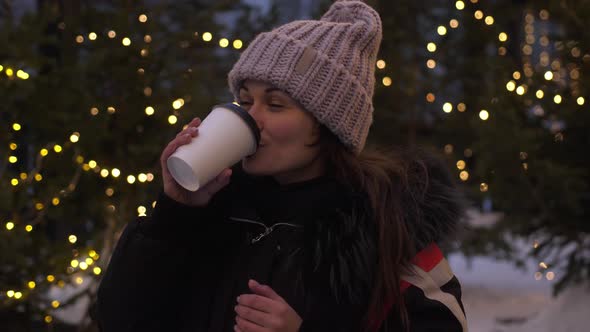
86;258;94;265
480;183;489;192
426;59;436;69
44;315;53;323
25;225;33;232
127;175;136;184
172;98;185;109
516;86;525;95
35;173;43;181
53;145;62;153
219;38;229;48
9;156;17;163
70;132;80;143
88;160;97;168
76;35;84;43
46;275;55;282
544;71;554;80
498;32;508;42
122;37;131;46
233;39;243;49
169;115;178;125
138;206;147;216
11;178;18;186
111;168;121;178
79;262;88;270
577;97;585;105
437;26;447;35
71;259;79;268
459;171;469;181
554;95;562;104
513;71;521;80
145;106;155;116
427;42;437;52
536;90;544;99
10;143;17;150
16;70;29;79
100;169;109;178
139;14;148;23
68;234;77;244
88;32;97;40
75;277;84;285
450;19;459;28
6;222;15;230
474;10;483;19
382;76;392;86
13;123;21;131
506;81;516;91
479;110;490;120
376;60;386;69
455;1;465;10
456;160;466;170
28;281;36;289
485;16;494;25
202;32;213;42
7;290;15;297
93;267;102;275
108;30;116;38
443;102;453;113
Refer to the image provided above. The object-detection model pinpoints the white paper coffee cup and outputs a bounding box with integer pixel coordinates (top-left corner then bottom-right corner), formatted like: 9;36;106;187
166;103;260;191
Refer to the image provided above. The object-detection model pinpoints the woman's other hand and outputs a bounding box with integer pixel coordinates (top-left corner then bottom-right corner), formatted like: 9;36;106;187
234;279;302;332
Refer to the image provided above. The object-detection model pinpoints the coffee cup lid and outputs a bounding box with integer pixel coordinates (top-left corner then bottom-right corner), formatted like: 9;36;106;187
213;103;260;147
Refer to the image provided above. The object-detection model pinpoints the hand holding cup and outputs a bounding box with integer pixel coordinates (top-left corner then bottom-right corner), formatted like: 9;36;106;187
160;117;232;207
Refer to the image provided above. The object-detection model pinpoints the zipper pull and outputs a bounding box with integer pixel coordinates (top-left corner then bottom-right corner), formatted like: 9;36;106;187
251;227;273;244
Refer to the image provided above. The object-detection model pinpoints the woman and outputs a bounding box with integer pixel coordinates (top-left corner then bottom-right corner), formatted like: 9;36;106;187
96;1;467;331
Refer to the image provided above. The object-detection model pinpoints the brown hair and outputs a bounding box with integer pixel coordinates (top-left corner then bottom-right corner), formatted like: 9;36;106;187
318;126;462;331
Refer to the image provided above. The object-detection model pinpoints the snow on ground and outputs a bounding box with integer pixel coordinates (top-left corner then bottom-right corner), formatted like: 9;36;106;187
451;209;590;332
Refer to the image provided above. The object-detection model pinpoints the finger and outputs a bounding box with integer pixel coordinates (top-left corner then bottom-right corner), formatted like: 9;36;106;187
176;126;199;138
161;133;194;164
234;325;244;332
237;294;275;314
235;315;266;332
235;304;275;328
185;117;202;129
248;279;285;304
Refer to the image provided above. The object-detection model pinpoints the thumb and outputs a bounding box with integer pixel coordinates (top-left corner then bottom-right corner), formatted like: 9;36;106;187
248;279;285;303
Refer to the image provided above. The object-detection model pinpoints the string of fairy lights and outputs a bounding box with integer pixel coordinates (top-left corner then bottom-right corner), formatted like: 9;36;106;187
0;12;250;323
419;0;582;283
2;1;583;320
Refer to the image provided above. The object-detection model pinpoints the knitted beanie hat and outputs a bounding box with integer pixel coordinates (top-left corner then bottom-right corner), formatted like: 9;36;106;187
228;0;382;154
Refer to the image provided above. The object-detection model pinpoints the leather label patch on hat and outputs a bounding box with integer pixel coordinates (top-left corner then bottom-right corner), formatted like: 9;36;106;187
295;46;317;75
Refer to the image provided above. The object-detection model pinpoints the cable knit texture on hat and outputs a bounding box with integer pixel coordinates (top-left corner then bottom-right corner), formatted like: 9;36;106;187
228;0;382;153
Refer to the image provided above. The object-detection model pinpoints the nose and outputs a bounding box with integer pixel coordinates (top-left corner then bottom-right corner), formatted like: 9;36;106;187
246;103;264;131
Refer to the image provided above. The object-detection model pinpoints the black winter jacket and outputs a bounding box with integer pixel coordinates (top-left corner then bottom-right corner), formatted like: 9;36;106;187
96;165;467;332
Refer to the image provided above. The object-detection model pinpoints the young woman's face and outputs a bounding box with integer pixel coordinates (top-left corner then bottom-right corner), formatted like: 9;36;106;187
238;80;324;184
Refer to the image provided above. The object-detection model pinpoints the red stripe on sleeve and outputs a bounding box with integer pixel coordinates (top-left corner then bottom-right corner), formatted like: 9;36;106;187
367;243;444;331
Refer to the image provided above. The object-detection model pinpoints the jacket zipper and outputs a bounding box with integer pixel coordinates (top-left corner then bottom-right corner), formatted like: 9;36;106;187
228;217;303;244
